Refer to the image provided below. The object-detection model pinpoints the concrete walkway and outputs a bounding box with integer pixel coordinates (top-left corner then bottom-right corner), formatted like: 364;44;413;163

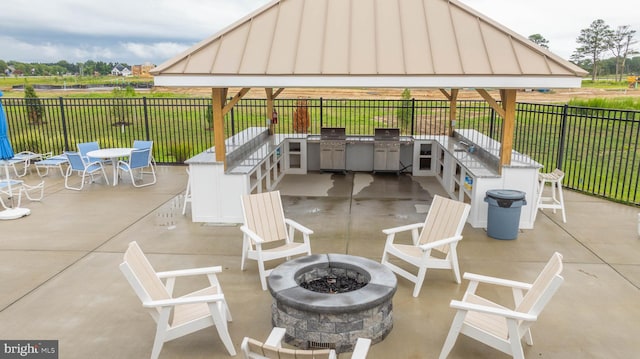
1;166;639;358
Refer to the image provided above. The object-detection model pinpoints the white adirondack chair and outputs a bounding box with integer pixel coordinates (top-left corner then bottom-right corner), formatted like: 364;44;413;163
241;327;371;359
439;252;564;359
380;195;471;297
119;241;236;358
240;190;313;290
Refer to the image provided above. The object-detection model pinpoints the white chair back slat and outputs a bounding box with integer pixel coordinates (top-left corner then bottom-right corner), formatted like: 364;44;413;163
419;195;469;253
516;252;564;315
242;191;288;243
122;242;171;303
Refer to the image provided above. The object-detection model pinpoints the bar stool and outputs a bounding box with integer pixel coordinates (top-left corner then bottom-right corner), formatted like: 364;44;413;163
182;168;192;215
536;168;566;223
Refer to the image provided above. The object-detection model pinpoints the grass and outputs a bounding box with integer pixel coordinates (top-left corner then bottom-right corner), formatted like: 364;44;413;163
2;89;638;205
568;97;640;111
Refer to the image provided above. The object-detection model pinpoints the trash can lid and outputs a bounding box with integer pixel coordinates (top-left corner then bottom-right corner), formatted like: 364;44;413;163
486;189;526;200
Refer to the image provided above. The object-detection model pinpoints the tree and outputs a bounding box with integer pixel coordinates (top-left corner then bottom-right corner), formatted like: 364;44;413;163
610;25;638;81
396;88;413;127
528;34;549;48
572;19;614;81
24;84;44;124
110;85;136;126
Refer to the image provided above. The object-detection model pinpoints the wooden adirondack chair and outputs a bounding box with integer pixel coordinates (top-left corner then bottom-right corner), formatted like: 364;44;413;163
240;190;313;290
241;327;371;359
119;241;236;358
439;252;564;359
381;195;471;297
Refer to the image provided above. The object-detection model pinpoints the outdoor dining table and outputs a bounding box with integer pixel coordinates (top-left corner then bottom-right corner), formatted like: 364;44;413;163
86;148;133;186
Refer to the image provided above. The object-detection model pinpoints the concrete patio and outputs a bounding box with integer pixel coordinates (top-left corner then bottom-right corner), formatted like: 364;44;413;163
1;165;639;358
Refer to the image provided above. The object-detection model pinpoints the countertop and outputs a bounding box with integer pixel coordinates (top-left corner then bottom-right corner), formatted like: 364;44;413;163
186;127;540;177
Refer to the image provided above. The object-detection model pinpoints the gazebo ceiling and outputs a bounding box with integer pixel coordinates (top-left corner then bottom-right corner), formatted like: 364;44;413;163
152;0;587;89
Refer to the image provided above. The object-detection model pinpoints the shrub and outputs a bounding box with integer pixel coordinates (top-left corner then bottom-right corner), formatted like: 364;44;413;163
24;84;44;124
167;142;193;163
396;88;413;126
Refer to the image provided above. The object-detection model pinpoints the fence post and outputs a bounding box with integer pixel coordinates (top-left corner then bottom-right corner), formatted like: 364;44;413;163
410;98;416;136
142;97;150;141
489;107;496;139
319;97;323;129
230;107;236;136
557;104;568;170
59;97;69;151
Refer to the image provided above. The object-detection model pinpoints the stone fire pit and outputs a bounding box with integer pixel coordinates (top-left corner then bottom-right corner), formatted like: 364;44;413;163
267;253;397;353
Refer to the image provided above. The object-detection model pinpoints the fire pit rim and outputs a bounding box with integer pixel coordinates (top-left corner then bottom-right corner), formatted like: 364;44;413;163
267;253;397;314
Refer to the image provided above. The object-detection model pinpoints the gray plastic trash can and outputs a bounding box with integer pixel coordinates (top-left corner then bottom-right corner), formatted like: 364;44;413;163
484;189;527;240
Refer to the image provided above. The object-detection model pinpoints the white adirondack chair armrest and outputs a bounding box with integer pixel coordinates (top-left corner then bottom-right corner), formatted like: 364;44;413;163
157;266;222;279
463;273;533;290
449;300;537;321
382;222;424;235
264;327;287;347
284;218;314;235
351;338;372;358
240;225;266;244
143;294;225;308
418;235;462;251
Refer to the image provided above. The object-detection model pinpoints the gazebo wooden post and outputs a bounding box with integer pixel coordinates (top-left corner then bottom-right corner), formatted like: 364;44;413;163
266;88;274;135
212;88;228;168
499;89;517;173
440;89;459;136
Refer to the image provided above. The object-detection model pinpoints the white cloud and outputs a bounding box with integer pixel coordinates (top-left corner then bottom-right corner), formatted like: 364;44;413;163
0;0;270;63
459;0;640;59
122;42;190;63
1;0;638;64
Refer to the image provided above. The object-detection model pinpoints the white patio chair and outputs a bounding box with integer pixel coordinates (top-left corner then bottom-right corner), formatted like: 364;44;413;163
63;151;109;190
381;195;471;297
117;148;156;187
0;179;44;208
0;179;23;209
439;252;564;359
120;241;236;358
6;151;47;177
34;153;69;177
240;190;313;290
241;327;371;359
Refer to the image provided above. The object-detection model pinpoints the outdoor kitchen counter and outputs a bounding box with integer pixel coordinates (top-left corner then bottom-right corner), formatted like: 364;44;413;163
307;134;413;144
186;127;309;223
185;127;540;227
186;127;307;174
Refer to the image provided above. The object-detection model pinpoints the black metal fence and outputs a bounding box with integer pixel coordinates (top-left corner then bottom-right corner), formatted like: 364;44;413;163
2;96;638;206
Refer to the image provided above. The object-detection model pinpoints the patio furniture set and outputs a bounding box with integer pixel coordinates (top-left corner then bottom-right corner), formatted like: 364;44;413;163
0;141;156;219
121;189;565;359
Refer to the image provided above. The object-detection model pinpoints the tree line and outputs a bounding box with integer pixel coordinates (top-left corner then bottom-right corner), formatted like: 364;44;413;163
0;60;130;77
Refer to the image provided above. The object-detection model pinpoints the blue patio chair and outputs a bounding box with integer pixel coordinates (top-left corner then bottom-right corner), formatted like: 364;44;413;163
76;141;101;163
133;140;156;172
117;148;156;187
63;151;109;190
34;154;69;177
6;151;48;177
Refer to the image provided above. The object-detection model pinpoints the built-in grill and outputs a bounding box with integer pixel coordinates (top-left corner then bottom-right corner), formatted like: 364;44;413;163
320;127;347;172
373;128;401;174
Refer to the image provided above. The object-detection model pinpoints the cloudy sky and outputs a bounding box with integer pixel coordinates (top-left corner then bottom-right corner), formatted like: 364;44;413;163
1;0;638;66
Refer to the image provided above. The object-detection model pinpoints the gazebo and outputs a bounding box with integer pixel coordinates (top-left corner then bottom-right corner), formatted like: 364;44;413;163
151;0;586;172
